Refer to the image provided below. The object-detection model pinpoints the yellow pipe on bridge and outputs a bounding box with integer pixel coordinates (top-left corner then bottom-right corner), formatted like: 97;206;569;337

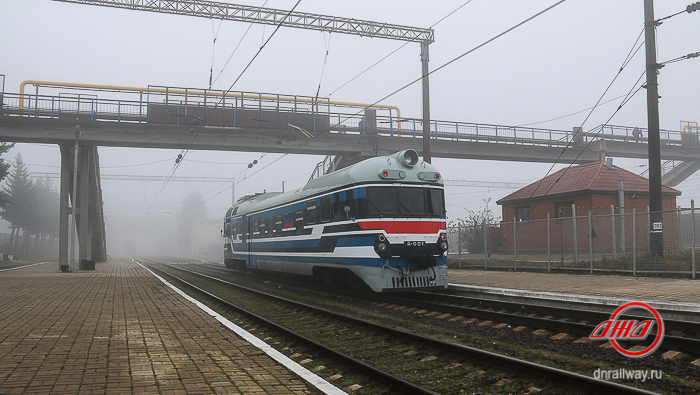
18;80;402;125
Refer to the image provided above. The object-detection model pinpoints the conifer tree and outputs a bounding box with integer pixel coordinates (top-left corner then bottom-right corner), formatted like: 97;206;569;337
0;143;14;208
2;153;35;255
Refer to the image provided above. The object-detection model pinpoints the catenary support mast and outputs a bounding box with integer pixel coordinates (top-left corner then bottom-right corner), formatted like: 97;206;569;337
644;0;663;257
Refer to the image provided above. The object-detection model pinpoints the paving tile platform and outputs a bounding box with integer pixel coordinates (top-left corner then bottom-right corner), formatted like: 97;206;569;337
0;260;320;395
448;269;700;305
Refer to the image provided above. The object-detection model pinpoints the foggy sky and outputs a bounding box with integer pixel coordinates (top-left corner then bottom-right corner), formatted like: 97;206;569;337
1;0;699;247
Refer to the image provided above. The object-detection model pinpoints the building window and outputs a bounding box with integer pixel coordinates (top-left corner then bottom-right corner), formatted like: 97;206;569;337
516;206;531;222
556;201;574;218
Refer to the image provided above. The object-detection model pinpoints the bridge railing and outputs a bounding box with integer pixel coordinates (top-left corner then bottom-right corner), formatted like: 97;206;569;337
2;90;695;149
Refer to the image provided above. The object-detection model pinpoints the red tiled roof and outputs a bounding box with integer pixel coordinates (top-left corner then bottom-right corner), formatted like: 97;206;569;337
497;161;681;204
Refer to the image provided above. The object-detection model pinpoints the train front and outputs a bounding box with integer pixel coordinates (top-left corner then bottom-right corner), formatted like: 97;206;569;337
351;149;449;291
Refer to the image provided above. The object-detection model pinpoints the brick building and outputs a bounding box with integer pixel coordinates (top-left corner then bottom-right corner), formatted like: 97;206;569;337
494;160;681;254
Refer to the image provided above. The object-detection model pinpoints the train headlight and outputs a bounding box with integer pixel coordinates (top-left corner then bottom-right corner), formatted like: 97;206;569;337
377;242;388;253
440;241;449;251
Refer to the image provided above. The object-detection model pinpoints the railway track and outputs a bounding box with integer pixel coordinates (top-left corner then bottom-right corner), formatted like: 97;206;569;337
193;259;700;357
384;290;700;355
140;258;659;394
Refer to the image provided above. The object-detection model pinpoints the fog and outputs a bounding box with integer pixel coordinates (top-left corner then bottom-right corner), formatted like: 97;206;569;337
1;0;699;260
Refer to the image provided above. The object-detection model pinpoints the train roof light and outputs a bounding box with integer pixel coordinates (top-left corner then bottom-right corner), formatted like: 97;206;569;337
418;172;441;182
378;169;406;180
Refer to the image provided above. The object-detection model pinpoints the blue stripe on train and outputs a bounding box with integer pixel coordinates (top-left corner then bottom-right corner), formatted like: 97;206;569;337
248;236;376;251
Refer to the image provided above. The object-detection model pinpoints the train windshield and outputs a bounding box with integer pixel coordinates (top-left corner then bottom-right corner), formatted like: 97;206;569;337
365;187;444;218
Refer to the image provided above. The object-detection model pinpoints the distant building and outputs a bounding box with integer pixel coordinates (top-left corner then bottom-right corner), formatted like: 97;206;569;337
494;160;681;254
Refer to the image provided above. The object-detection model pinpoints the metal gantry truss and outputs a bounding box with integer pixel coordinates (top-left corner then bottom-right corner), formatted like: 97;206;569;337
51;0;434;43
52;0;437;160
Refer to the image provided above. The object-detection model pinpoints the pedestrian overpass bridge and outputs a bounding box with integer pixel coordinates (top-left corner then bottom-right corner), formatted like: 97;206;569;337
1;80;699;268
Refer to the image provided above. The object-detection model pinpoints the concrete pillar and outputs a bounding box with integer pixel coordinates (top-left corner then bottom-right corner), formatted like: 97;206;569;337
59;145;71;271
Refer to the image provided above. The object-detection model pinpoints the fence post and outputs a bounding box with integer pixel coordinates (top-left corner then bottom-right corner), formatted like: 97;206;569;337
483;220;488;269
513;216;517;271
633;207;637;276
611;205;617;259
678;206;683;250
572;204;578;266
692;200;696;279
457;223;462;269
647;206;651;253
547;212;551;272
589;210;593;274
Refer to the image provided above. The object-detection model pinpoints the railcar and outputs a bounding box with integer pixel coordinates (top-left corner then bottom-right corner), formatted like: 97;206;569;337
222;149;449;292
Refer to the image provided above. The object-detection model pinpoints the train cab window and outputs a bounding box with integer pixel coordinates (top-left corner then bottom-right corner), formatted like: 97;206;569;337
398;188;426;215
307;200;317;225
367;187;398;217
320;195;332;222
427;189;445;216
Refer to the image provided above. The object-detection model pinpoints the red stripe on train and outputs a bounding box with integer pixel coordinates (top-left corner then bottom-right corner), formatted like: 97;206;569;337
357;221;446;234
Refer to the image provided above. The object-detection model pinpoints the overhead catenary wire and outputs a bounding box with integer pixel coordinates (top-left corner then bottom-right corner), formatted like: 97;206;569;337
150;0;302;207
211;0;270;88
313;31;331;107
519;27;648;211
209;17;224;89
175;0;568;216
327;0;475;97
331;0;568;129
659;51;700;65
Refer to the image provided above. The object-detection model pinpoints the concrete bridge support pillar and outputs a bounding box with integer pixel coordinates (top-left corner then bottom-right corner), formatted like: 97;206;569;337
58;142;107;272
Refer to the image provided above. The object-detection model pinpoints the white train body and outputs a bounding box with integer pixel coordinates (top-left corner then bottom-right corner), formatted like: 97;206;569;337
223;150;449;292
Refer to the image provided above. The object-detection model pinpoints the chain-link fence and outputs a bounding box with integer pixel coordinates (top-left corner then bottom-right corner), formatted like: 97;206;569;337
448;204;698;277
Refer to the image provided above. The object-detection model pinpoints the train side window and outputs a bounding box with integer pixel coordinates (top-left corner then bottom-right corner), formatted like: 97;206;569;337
259;218;266;235
345;189;356;219
284;212;294;231
275;215;283;235
253;219;260;235
295;211;304;234
320;195;331;222
306;200;317;225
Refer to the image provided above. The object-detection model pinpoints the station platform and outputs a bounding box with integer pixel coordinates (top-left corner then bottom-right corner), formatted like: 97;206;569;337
448;269;700;309
0;260;336;395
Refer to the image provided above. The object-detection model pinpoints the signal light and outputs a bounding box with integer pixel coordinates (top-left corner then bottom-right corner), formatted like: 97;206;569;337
688;2;700;12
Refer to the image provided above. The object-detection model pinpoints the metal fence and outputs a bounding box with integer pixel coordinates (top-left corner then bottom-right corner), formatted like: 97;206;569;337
448;203;698;278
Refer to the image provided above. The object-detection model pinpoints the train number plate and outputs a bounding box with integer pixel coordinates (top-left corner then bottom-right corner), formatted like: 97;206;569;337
404;241;426;247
